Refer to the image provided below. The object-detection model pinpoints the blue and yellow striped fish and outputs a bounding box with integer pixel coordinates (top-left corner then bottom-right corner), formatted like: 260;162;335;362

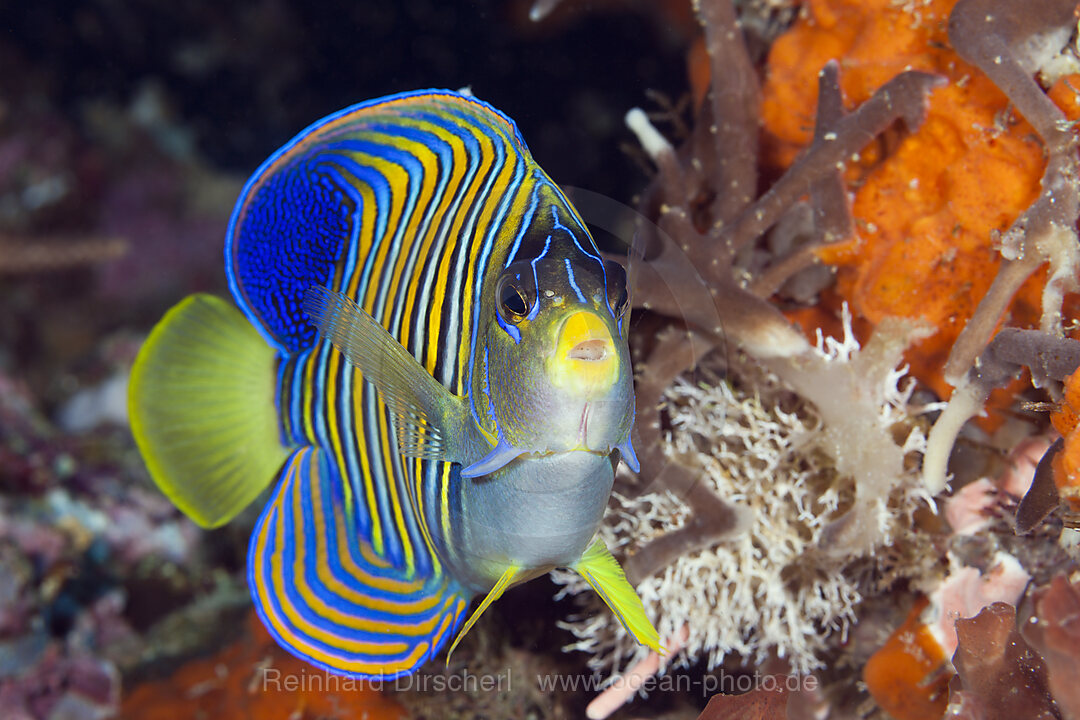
128;89;661;678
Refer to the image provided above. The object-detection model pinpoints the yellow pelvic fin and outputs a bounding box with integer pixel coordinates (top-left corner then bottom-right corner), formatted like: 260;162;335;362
446;564;521;663
128;294;290;528
572;538;664;654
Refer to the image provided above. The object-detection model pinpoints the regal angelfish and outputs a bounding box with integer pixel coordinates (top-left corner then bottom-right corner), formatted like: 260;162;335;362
128;90;661;678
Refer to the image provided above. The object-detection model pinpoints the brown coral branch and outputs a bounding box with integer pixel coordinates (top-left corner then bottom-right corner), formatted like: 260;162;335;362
623;328;748;585
623;466;748;586
696;0;760;222
989;328;1080;385
944;252;1049;385
632;327;715;484
944;0;1080;384
808;62;856;247
629;208;810;357
0;236;128;274
925;331;1080;495
750;62;853;298
720;70;944;256
948;0;1077;148
749;242;825;298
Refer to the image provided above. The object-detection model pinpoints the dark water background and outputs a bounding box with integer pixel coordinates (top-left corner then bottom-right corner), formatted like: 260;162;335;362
2;0;687;202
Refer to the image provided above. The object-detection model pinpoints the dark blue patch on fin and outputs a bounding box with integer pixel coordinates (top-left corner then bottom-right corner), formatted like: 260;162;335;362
248;447;469;679
227;155;352;352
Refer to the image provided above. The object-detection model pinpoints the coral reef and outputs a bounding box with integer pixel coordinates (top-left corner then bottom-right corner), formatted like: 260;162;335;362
6;0;1080;717
556;311;935;678
0;365;253;719
556;0;1080;716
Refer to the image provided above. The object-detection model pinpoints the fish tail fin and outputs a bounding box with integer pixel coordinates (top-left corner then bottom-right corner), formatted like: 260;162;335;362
250;446;469;679
128;293;291;528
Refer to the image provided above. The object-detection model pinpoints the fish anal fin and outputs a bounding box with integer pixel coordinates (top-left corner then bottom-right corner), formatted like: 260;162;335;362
572;538;663;654
250;447;470;679
445;564;521;662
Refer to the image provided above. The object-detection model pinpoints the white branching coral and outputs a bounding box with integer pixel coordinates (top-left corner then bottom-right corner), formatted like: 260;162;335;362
555;310;938;678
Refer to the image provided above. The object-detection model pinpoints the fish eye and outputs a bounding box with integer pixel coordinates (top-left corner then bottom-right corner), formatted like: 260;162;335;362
603;259;630;319
496;274;532;323
612;285;629;319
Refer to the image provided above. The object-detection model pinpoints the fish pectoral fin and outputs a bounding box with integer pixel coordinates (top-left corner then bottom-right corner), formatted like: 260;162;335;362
303;285;467;462
572;538;663;654
617;434;640;473
460;434;528;478
445;564;521;663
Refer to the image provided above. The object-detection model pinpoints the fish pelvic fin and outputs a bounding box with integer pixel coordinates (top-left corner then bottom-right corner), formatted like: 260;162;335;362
446;564;521;663
572;538;663;654
303;285;468;463
250;446;470;679
128;294;290;528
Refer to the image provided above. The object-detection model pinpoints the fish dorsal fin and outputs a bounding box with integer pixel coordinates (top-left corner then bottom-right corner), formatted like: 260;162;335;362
445;564;522;662
572;538;663;654
225;91;531;354
303;285;467;463
128;294;290;528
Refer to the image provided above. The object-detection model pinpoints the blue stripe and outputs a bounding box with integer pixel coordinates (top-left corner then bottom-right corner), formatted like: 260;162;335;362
565;258;587;304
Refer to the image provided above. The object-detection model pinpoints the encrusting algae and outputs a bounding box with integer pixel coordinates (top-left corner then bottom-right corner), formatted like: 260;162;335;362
760;0;1080;407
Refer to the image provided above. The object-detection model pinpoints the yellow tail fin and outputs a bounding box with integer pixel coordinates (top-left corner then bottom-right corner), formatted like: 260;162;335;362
128;294;290;528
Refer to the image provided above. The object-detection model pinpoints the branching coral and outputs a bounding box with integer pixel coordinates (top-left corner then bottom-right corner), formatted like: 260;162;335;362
557;0;1080;714
0;234;128;274
555;311;934;679
925;330;1080;503
944;0;1080;375
762;0;1080;414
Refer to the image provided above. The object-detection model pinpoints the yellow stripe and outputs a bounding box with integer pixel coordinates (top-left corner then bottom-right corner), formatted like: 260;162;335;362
334;145;417;572
255;457;416;665
373;393;415;572
332;176;385;557
375;128;439;359
324;350;352;515
458;147;533;402
293;456;446;629
440;461;453;550
425;125;498;385
397;119;468;375
355;384;383;556
251;451;443;674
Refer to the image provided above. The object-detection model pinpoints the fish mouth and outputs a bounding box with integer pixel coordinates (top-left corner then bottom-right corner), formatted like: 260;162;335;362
568;339;608;362
548;311;618;397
